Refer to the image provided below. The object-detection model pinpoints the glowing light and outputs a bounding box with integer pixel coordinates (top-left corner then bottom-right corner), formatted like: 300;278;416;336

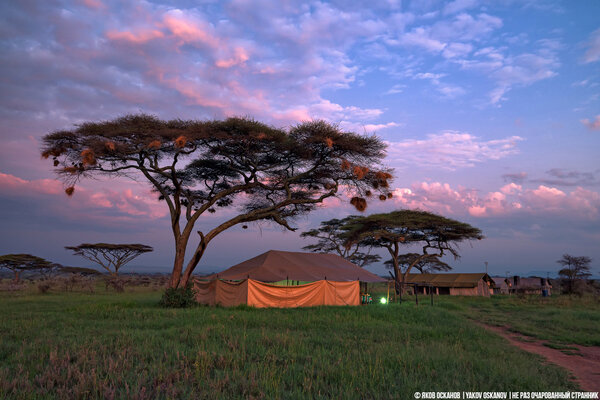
380;297;387;304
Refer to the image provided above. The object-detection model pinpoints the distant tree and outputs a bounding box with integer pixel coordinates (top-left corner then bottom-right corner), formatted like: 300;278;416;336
64;243;153;276
301;216;381;267
557;254;592;294
59;266;102;276
342;210;483;297
0;254;54;283
36;263;64;280
384;253;451;274
42;115;392;289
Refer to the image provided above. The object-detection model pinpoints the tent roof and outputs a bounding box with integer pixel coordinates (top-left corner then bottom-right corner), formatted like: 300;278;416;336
405;273;495;288
207;250;386;283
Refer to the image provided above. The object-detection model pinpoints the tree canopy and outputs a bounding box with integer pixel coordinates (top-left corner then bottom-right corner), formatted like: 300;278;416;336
557;253;592;294
0;254;55;282
43;114;392;289
59;266;102;276
384;253;451;275
342;210;483;295
65;243;153;276
301;216;381;267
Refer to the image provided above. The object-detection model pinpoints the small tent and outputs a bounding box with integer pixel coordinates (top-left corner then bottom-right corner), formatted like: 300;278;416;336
194;250;385;308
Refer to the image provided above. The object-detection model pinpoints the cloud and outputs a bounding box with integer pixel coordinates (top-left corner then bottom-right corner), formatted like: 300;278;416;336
583;28;600;63
502;172;528;184
0;171;168;222
531;168;599;187
413;72;465;98
386;131;523;170
581;115;600;131
105;29;165;44
443;0;480;15
391;180;600;220
398;27;447;52
457;39;560;104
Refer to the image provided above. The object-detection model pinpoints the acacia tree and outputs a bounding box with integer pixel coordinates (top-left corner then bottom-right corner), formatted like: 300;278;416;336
42;115;391;289
301;216;381;267
65;243;153;276
384;253;451;275
0;254;55;283
342;210;483;296
557;253;592;294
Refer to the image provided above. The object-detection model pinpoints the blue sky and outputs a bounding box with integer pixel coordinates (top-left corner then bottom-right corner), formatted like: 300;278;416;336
0;0;599;277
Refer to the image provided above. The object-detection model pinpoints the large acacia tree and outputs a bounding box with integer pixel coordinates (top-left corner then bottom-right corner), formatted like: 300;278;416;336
42;115;391;288
65;243;153;276
301;216;381;267
342;210;483;295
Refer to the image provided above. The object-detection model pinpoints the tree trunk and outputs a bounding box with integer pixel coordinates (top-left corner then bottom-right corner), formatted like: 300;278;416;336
169;240;187;289
178;233;208;289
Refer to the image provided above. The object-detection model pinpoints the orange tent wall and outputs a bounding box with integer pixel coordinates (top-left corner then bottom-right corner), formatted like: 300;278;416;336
194;279;360;308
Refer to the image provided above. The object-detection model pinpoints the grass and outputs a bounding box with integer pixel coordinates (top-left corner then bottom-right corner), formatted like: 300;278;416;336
0;289;585;399
435;294;600;346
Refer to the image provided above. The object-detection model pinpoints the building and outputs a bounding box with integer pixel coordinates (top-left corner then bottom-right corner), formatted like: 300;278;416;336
509;276;553;295
404;273;496;297
491;277;511;294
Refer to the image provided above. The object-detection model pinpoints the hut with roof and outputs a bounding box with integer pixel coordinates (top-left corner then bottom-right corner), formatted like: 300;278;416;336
194;250;385;308
492;277;511;294
405;273;496;297
508;276;552;295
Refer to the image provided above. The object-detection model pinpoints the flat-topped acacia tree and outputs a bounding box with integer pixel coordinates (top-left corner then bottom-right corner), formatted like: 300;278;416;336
42;115;392;289
0;254;55;283
65;243;153;276
342;210;483;296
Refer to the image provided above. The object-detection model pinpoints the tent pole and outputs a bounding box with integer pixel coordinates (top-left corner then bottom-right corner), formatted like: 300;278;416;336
430;285;433;306
386;281;390;303
415;284;418;306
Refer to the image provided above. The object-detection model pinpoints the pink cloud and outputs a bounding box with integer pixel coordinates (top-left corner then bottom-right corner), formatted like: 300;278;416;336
162;11;220;47
581;115;600;131
216;47;250;68
583;28;600;63
391;181;600;220
106;29;165;44
81;0;105;10
500;183;521;194
0;171;168;220
0;172;63;196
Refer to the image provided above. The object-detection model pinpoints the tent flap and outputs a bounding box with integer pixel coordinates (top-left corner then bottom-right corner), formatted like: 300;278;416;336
194;279;360;308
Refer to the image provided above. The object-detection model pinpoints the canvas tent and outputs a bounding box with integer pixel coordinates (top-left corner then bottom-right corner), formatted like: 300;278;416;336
194;250;385;308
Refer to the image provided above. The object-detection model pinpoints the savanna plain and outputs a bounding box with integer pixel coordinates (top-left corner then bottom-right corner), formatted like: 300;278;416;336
1;285;598;399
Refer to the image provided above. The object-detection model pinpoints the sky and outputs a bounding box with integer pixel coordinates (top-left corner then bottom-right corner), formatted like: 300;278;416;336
0;0;599;278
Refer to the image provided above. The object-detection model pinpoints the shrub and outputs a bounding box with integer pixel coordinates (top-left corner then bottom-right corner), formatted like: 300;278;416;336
159;285;196;308
104;276;124;292
37;282;52;294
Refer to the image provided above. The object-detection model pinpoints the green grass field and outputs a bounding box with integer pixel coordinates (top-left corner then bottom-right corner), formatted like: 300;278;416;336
435;294;600;346
1;288;593;399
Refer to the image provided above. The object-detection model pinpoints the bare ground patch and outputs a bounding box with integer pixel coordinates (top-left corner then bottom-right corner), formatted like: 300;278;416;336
476;322;600;392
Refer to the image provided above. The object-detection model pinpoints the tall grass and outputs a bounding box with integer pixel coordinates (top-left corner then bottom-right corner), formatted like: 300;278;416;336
0;291;578;399
439;294;600;346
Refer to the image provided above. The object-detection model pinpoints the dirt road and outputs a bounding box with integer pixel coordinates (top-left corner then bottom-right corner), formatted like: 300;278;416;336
479;323;600;392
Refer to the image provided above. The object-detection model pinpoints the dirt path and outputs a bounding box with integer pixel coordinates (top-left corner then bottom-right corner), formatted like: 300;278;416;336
478;323;600;392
